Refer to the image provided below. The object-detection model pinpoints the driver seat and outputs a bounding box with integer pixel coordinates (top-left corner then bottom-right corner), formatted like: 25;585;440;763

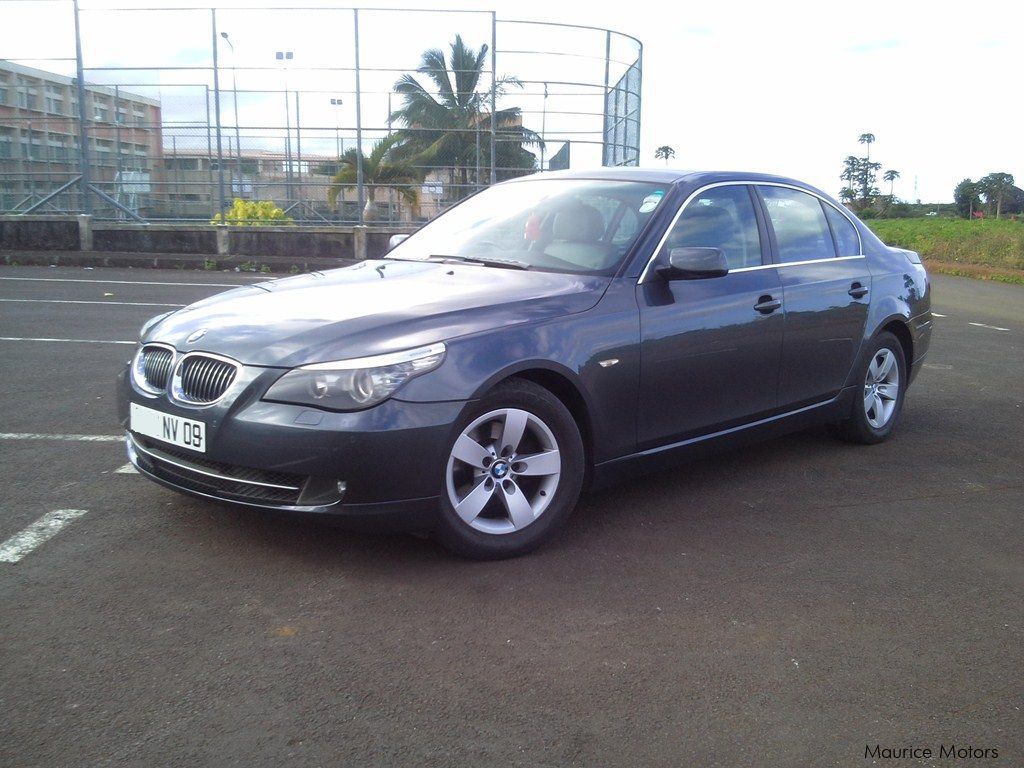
543;204;615;270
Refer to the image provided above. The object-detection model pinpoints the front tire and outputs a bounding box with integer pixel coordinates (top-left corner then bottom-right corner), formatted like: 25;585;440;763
834;331;907;444
435;379;585;559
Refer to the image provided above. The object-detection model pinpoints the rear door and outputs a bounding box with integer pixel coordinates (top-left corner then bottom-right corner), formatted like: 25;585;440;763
755;185;871;409
636;184;784;449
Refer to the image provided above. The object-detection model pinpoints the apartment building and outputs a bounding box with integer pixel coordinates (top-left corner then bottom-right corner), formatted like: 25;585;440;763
0;60;162;213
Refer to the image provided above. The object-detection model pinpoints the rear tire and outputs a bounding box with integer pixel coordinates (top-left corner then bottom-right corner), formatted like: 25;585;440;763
434;379;585;559
834;331;907;445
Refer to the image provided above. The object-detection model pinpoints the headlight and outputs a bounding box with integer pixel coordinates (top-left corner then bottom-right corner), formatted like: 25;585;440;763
263;342;446;411
139;310;174;340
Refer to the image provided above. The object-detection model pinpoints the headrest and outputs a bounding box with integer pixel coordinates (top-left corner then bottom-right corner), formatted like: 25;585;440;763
551;204;604;242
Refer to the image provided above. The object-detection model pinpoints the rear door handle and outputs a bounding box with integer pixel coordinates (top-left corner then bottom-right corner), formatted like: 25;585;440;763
754;295;782;314
848;282;869;299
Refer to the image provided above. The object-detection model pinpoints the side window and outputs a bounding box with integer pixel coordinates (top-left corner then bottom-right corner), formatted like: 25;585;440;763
759;186;836;263
823;203;861;256
664;185;762;270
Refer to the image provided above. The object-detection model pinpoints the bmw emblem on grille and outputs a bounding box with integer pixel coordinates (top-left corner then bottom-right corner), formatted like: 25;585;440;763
186;328;207;344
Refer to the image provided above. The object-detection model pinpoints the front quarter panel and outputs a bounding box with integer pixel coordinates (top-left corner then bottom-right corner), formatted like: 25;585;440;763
395;278;642;464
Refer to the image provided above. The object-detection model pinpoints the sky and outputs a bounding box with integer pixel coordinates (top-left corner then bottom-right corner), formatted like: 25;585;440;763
3;0;1022;202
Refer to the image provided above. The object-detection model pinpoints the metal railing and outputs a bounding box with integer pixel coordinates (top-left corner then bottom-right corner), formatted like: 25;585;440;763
0;2;642;225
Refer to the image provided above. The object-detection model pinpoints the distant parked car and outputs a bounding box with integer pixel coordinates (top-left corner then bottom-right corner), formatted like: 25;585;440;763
118;169;932;558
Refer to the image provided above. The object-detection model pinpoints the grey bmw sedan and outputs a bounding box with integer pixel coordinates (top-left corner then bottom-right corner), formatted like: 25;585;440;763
118;168;932;558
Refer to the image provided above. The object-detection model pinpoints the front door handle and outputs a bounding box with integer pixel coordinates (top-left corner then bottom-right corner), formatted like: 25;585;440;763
754;295;782;314
848;282;869;299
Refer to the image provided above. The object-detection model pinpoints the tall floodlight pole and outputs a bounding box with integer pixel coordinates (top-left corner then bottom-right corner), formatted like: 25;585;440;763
489;12;497;185
211;10;226;216
330;97;343;160
540;82;548;171
72;0;91;214
276;50;294;204
353;9;365;224
220;31;241;195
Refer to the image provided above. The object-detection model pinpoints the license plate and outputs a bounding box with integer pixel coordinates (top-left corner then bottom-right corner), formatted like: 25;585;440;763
130;402;206;453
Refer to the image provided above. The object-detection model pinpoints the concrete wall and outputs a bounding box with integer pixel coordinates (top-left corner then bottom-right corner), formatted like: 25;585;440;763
0;216;416;265
0;216;80;251
92;226;218;255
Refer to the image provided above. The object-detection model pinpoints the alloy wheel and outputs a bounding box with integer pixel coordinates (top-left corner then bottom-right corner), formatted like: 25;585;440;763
863;348;900;429
445;408;562;535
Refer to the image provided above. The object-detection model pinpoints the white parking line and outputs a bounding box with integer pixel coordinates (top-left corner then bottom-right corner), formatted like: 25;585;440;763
968;322;1010;332
114;463;138;474
0;298;183;308
0;276;251;288
0;432;123;442
0;509;88;564
0;336;135;345
932;313;947;318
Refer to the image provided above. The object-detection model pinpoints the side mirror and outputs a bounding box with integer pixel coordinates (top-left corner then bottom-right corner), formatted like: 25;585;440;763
656;246;729;280
387;234;410;250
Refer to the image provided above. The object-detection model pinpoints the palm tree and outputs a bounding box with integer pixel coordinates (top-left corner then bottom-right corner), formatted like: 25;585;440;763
654;145;676;165
389;35;539;203
328;134;422;222
883;169;900;198
858;133;876;160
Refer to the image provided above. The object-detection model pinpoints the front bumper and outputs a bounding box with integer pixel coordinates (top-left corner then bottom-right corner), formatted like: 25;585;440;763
117;366;467;524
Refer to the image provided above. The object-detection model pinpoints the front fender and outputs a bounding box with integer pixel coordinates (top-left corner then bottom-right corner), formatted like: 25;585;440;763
395;279;642;463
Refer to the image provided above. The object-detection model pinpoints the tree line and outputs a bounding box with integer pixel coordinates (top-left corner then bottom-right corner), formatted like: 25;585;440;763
953;174;1022;219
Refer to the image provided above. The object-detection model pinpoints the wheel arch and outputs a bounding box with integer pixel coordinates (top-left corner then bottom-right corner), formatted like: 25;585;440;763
880;317;914;376
474;362;596;475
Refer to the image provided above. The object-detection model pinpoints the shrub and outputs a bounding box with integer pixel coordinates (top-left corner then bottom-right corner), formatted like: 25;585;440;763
211;199;294;226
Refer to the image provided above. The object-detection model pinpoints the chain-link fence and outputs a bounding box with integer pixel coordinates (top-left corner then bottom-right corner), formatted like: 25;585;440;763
0;2;641;226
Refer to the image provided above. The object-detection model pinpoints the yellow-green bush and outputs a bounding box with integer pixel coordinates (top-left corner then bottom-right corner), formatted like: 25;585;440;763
211;199;294;226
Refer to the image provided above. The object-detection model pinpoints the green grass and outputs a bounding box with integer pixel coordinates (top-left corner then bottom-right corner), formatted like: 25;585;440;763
868;217;1024;272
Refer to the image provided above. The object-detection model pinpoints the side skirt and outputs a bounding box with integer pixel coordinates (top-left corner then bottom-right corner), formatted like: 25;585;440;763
590;387;855;490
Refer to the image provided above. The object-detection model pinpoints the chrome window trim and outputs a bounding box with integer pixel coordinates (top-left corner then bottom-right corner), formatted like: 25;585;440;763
728;255;866;273
168;350;242;408
130;341;177;397
638;180;865;284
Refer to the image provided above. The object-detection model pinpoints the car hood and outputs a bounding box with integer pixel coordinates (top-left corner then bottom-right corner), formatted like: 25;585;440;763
148;259;610;367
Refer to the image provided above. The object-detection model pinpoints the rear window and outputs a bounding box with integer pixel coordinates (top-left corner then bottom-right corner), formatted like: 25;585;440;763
759;186;835;263
823;203;861;256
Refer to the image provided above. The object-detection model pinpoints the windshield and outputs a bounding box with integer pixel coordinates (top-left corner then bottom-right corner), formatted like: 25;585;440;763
386;178;669;275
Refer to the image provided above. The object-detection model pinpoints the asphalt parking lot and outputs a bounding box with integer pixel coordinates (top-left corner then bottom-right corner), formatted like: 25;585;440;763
0;264;1021;767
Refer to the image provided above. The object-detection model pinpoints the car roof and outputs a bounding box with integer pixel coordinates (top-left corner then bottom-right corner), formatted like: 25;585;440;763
506;167;836;201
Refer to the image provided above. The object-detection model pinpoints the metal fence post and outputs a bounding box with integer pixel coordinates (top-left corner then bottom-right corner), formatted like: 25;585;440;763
295;91;302;213
602;31;610;166
72;0;91;215
489;11;497;186
211;9;226;218
353;9;365;224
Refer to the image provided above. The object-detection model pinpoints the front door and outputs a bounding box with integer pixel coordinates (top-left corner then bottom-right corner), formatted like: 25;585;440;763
637;184;784;449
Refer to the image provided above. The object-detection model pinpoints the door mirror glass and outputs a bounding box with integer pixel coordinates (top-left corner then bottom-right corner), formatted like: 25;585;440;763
387;234;410;250
657;247;729;280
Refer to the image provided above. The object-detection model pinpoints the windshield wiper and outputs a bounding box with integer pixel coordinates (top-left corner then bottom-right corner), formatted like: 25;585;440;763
428;254;530;271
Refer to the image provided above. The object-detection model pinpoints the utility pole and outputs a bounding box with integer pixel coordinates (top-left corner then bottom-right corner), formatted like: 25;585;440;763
210;10;226;217
220;31;241;197
72;0;91;214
